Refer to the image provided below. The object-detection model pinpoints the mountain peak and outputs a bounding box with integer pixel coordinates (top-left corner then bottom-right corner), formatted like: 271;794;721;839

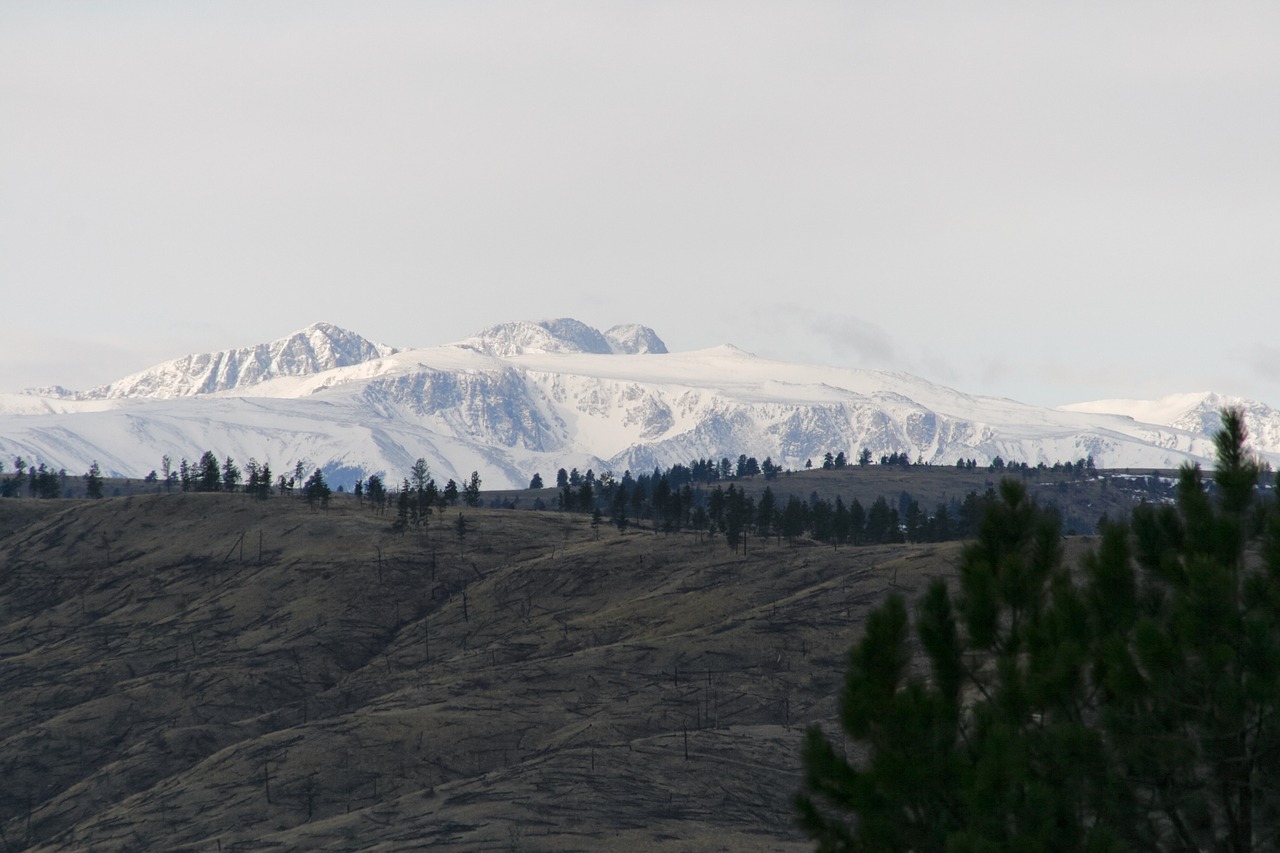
82;323;398;400
604;324;668;354
456;318;667;357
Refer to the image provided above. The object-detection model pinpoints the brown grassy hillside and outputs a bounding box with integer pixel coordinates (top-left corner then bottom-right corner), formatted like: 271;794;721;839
0;493;973;851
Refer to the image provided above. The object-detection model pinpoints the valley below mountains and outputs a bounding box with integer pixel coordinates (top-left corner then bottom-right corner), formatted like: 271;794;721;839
3;318;1279;490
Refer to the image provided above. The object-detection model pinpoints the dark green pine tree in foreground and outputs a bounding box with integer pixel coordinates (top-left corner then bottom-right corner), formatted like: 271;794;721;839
796;408;1280;852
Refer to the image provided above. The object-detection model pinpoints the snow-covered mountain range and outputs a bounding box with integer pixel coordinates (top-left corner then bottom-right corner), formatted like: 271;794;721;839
3;319;1278;489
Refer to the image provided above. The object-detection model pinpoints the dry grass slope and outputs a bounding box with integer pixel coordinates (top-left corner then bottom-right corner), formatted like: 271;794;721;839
0;494;964;851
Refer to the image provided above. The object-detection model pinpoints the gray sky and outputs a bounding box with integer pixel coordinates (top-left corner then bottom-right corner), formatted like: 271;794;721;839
3;1;1278;407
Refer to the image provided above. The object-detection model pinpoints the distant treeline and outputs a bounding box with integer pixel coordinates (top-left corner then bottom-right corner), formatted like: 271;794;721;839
0;446;1182;550
0;457;64;498
516;463;999;551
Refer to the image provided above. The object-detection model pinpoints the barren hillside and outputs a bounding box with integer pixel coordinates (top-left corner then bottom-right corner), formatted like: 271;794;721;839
0;494;967;851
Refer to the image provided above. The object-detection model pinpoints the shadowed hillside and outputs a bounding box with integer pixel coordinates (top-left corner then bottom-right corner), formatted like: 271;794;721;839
0;494;968;851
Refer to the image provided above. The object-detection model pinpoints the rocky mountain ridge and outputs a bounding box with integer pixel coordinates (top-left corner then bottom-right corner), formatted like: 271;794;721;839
2;319;1277;489
45;322;399;401
454;318;669;357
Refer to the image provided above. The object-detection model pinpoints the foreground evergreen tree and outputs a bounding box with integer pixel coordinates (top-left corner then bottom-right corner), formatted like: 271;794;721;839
796;408;1280;852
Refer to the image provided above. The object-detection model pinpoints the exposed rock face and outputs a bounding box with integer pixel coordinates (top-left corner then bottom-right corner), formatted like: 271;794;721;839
3;319;1277;489
81;323;397;399
604;324;668;354
457;319;667;357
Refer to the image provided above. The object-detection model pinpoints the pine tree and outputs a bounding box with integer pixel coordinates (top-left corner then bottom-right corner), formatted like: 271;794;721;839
197;451;220;492
454;512;467;555
410;458;436;522
756;486;777;541
303;468;331;510
612;484;629;534
221;456;241;493
365;474;387;513
463;471;482;507
257;461;272;500
392;482;410;533
84;460;104;499
796;408;1280;852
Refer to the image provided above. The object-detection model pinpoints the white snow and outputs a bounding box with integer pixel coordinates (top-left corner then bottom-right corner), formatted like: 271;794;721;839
1059;393;1215;425
2;320;1274;489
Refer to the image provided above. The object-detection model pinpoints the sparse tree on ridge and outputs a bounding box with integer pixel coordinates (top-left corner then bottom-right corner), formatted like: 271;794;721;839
454;512;467;555
303;468;331;509
365;473;387;513
410;458;431;493
84;460;104;499
409;458;437;523
245;458;272;500
463;471;481;507
222;456;241;493
393;481;410;533
197;451;220;492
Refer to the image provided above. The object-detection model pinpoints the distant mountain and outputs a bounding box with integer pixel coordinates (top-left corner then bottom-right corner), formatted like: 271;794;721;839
73;322;397;400
1060;393;1280;459
603;324;668;354
454;318;667;357
1;319;1276;489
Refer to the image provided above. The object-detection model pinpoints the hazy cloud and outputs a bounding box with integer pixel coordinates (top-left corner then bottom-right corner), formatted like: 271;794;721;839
804;315;900;368
2;2;1278;406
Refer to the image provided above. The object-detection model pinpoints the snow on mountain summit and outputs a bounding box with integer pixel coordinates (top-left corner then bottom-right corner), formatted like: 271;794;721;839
456;318;666;357
82;322;398;400
5;318;1280;489
1062;392;1280;457
604;324;668;354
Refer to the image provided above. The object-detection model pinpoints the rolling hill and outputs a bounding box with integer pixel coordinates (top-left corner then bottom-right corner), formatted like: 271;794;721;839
0;490;989;851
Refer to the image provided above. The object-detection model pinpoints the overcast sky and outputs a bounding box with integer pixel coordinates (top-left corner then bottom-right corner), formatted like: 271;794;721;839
3;1;1278;407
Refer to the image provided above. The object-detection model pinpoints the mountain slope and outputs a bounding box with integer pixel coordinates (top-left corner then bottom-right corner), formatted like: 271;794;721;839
1;320;1274;489
77;322;397;400
1061;392;1280;454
